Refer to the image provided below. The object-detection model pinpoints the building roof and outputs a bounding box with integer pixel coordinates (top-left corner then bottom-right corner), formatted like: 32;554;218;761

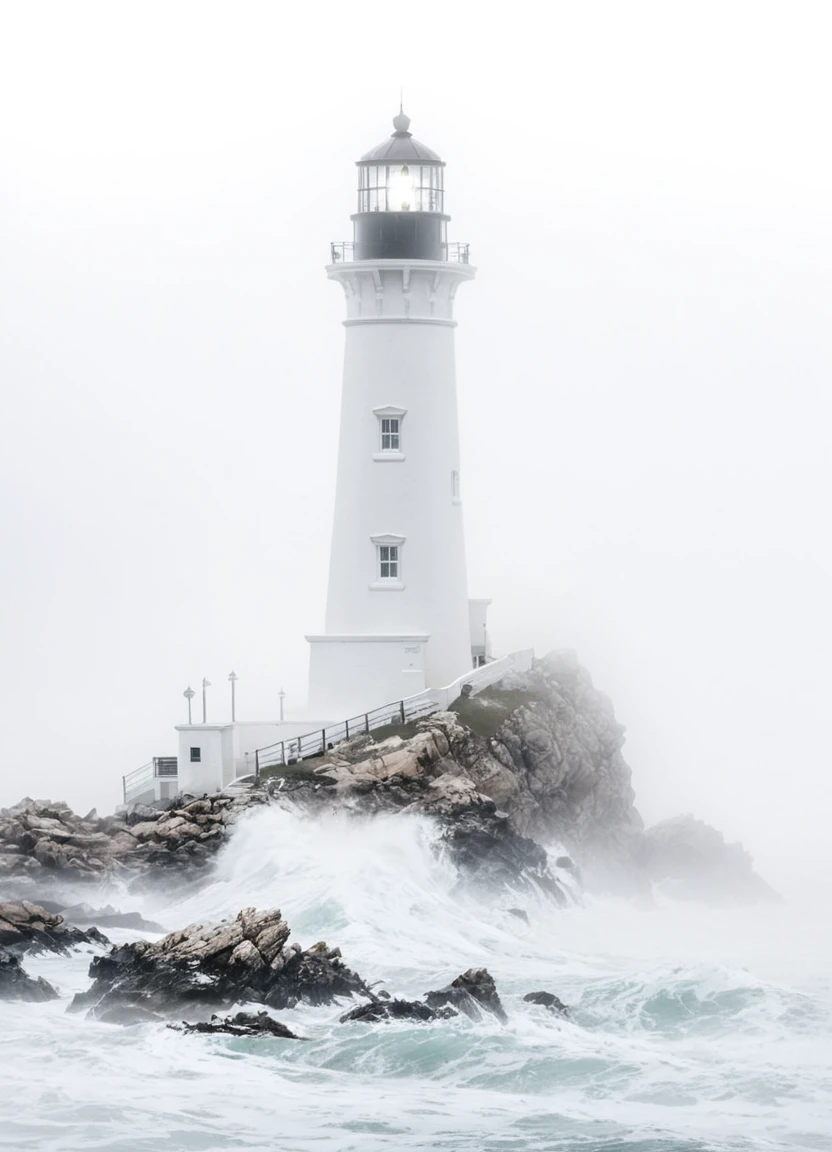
359;110;443;165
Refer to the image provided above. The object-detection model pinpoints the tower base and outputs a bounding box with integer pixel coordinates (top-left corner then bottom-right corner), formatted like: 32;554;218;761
306;633;429;717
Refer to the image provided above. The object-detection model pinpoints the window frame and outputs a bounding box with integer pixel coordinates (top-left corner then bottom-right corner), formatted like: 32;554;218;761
369;533;406;590
189;746;201;763
373;405;407;461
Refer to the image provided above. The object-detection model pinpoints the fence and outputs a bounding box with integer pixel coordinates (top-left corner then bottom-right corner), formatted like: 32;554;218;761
254;649;533;780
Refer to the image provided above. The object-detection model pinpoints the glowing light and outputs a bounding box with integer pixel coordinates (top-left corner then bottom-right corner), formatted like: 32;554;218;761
388;164;413;211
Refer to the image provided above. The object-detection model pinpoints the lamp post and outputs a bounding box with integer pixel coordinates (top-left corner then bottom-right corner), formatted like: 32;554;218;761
279;687;286;723
183;686;195;724
229;670;238;722
202;678;211;723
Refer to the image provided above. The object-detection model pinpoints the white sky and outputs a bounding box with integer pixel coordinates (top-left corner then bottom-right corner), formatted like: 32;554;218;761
1;1;830;871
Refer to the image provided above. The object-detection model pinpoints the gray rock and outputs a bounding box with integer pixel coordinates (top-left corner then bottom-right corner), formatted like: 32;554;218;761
0;947;59;1001
425;967;507;1024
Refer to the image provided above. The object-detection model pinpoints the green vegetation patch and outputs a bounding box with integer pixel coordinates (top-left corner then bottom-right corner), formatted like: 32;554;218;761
449;681;546;739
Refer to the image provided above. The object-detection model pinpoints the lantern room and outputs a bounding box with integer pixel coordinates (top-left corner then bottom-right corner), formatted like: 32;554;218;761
350;109;451;262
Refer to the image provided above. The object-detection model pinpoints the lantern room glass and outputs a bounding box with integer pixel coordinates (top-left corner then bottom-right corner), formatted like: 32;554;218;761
358;164;444;214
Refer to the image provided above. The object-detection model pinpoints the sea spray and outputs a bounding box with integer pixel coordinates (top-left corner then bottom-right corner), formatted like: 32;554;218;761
2;805;831;1152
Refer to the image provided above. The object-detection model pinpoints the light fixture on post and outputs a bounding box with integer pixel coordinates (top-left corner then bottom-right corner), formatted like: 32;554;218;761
228;670;238;722
183;685;195;724
279;687;286;723
201;678;211;723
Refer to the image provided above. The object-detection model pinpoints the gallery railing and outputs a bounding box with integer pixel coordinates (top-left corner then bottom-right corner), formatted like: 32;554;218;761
329;241;470;264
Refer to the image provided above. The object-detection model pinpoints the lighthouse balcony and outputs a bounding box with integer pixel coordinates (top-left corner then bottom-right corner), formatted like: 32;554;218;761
330;241;470;265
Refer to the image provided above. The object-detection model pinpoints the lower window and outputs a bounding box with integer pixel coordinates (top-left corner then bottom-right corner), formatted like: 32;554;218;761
378;544;399;580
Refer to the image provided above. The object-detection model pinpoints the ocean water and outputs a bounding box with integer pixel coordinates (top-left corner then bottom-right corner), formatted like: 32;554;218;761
1;806;830;1152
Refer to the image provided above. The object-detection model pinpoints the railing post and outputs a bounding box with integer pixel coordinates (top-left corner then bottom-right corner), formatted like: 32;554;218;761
345;718;349;739
400;700;406;724
255;750;260;783
322;728;326;753
365;713;370;734
281;741;285;765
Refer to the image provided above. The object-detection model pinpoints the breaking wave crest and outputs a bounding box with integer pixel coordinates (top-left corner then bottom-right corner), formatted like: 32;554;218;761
3;806;831;1152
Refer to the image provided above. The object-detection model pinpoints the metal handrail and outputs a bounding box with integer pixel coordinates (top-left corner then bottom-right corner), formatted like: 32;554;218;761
254;695;441;781
122;761;153;805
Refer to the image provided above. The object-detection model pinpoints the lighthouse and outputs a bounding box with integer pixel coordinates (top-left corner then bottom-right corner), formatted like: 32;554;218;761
306;108;486;716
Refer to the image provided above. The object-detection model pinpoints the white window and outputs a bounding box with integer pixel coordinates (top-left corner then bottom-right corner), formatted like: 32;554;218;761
370;533;405;589
378;544;399;580
373;406;407;461
380;417;400;452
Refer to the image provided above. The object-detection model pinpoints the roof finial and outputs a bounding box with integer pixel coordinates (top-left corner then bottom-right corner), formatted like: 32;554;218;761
393;94;411;136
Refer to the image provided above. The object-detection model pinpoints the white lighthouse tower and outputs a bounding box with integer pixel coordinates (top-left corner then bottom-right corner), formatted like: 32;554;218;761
307;109;485;716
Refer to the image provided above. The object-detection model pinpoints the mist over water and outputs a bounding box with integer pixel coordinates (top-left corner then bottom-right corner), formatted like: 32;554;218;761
3;807;831;1152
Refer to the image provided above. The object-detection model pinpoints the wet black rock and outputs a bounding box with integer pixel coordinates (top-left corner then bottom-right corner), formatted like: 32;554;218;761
339;998;456;1024
171;1010;303;1039
438;810;568;905
523;990;570;1017
425;967;508;1024
0;901;110;955
0;947;59;1002
71;907;371;1020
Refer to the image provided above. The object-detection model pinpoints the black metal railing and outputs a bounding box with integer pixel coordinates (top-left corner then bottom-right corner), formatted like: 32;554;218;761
329;241;470;265
254;695;442;780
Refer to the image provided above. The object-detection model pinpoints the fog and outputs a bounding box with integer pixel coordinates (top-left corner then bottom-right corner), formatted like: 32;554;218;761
1;1;830;875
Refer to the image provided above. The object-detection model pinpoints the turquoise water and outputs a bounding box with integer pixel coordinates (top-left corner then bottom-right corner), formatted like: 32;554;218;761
2;807;830;1151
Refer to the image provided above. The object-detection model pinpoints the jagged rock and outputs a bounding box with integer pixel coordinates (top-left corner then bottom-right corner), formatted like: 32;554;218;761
425;967;508;1024
70;907;370;1020
523;990;570;1016
339;998;455;1024
0;947;59;1002
639;814;779;905
507;908;529;923
171;1011;303;1038
0;901;110;954
438;808;568;903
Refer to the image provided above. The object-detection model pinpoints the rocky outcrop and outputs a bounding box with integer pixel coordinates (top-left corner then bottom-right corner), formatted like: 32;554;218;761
0;651;773;905
33;901;165;933
424;967;507;1024
0;948;59;1002
639;814;779;905
523;990;570;1016
171;1011;303;1039
0;901;109;955
0;792;269;892
71;907;371;1020
340;998;452;1024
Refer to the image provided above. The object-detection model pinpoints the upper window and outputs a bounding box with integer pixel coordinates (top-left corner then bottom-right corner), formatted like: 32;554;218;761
373;406;407;461
380;418;400;452
190;747;201;763
378;545;399;580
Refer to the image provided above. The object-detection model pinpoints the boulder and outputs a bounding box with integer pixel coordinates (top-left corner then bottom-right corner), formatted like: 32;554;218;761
0;901;110;955
171;1010;303;1038
339;998;454;1024
523;990;570;1016
425;967;507;1024
0;947;59;1002
71;907;370;1020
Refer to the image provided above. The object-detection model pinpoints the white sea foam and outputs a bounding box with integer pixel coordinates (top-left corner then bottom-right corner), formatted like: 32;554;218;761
1;806;830;1151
